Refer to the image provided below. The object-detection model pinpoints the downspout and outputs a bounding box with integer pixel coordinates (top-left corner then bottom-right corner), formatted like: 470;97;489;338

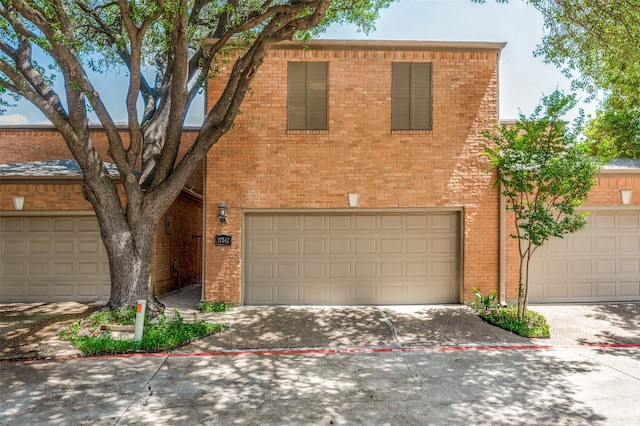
496;48;506;306
201;157;206;303
499;182;506;305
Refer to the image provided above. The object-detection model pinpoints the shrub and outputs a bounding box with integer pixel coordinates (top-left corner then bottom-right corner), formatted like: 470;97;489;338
470;289;550;338
198;300;233;313
60;308;224;356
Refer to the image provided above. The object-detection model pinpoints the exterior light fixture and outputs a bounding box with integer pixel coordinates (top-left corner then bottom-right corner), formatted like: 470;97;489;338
621;189;632;206
218;201;228;224
13;195;25;211
348;192;360;208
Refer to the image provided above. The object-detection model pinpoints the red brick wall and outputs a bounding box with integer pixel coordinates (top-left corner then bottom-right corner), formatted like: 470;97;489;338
204;41;503;304
152;191;203;296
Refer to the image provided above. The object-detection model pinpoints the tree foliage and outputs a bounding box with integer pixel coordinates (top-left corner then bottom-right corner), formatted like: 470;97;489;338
484;90;600;319
0;0;394;310
531;0;640;158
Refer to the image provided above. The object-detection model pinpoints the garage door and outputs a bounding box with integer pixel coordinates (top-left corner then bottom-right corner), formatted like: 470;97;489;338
244;211;460;305
530;211;640;302
1;216;110;303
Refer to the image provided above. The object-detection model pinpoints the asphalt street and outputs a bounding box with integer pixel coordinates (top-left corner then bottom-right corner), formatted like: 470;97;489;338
2;344;639;425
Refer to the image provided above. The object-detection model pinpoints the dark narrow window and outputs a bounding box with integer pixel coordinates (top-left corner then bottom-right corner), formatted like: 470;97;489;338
287;62;328;130
392;62;432;130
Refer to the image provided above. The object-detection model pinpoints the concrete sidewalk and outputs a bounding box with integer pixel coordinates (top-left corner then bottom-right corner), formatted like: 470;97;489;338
2;343;639;424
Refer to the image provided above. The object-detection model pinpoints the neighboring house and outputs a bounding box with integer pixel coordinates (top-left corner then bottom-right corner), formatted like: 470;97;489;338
515;159;640;303
0;127;203;303
1;40;638;306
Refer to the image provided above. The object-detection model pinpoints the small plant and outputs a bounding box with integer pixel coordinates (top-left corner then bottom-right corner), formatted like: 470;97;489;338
60;308;224;356
198;300;233;313
470;287;499;316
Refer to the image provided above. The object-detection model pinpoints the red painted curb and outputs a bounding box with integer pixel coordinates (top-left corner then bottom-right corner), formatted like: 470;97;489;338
3;342;639;364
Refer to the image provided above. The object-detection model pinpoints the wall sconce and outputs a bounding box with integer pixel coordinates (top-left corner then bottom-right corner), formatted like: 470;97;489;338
13;195;25;211
218;201;227;224
621;189;633;206
348;192;360;208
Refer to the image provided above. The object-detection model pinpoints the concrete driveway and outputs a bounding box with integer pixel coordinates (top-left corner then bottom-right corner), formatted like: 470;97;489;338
1;285;639;424
1;283;639;360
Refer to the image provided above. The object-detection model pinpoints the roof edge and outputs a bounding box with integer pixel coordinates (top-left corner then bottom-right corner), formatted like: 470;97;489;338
203;38;507;53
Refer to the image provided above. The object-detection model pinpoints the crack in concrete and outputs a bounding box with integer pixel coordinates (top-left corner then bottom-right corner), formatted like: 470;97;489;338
378;308;401;346
115;356;168;424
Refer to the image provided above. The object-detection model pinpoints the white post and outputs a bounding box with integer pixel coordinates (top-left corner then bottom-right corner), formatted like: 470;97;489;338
134;300;146;342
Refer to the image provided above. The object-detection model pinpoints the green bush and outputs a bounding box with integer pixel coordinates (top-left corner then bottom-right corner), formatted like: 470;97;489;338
198;300;233;313
470;290;550;338
60;308;224;356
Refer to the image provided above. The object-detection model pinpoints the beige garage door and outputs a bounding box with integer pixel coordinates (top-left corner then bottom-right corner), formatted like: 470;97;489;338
530;211;640;303
244;211;460;305
1;216;110;303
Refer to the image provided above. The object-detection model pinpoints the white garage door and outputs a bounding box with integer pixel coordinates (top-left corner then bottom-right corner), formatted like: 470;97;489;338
244;211;460;305
530;211;640;303
1;216;110;303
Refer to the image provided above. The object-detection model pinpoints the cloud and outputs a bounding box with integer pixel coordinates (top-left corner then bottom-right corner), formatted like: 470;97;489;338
0;113;29;125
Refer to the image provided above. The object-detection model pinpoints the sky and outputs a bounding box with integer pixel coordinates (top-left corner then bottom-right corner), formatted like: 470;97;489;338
0;0;594;126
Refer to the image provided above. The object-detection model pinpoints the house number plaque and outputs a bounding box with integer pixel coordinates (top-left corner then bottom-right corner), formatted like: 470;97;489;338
215;234;232;246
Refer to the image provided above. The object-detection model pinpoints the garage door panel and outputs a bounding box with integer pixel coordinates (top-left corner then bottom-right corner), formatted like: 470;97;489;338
355;215;376;230
277;262;299;279
302;285;325;303
621;236;640;251
245;211;459;305
248;286;273;304
1;216;110;302
276;286;299;303
571;259;592;275
28;240;49;254
249;262;274;280
406;238;427;253
620;259;640;274
277;238;299;255
530;211;640;303
407;214;428;230
277;215;300;230
329;238;350;254
2;218;25;232
329;215;350;230
53;218;74;232
303;263;325;278
570;282;592;298
380;214;402;229
303;239;325;254
327;285;350;304
355;238;377;254
620;282;640;297
29;262;48;274
354;284;375;302
618;214;639;228
355;262;376;278
28;218;50;232
329;262;350;278
380;261;402;277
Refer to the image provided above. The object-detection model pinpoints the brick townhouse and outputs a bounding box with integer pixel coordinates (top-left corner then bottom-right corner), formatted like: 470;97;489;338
1;39;638;304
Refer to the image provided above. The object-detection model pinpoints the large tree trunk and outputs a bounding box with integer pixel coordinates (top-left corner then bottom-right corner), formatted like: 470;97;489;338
103;223;156;311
